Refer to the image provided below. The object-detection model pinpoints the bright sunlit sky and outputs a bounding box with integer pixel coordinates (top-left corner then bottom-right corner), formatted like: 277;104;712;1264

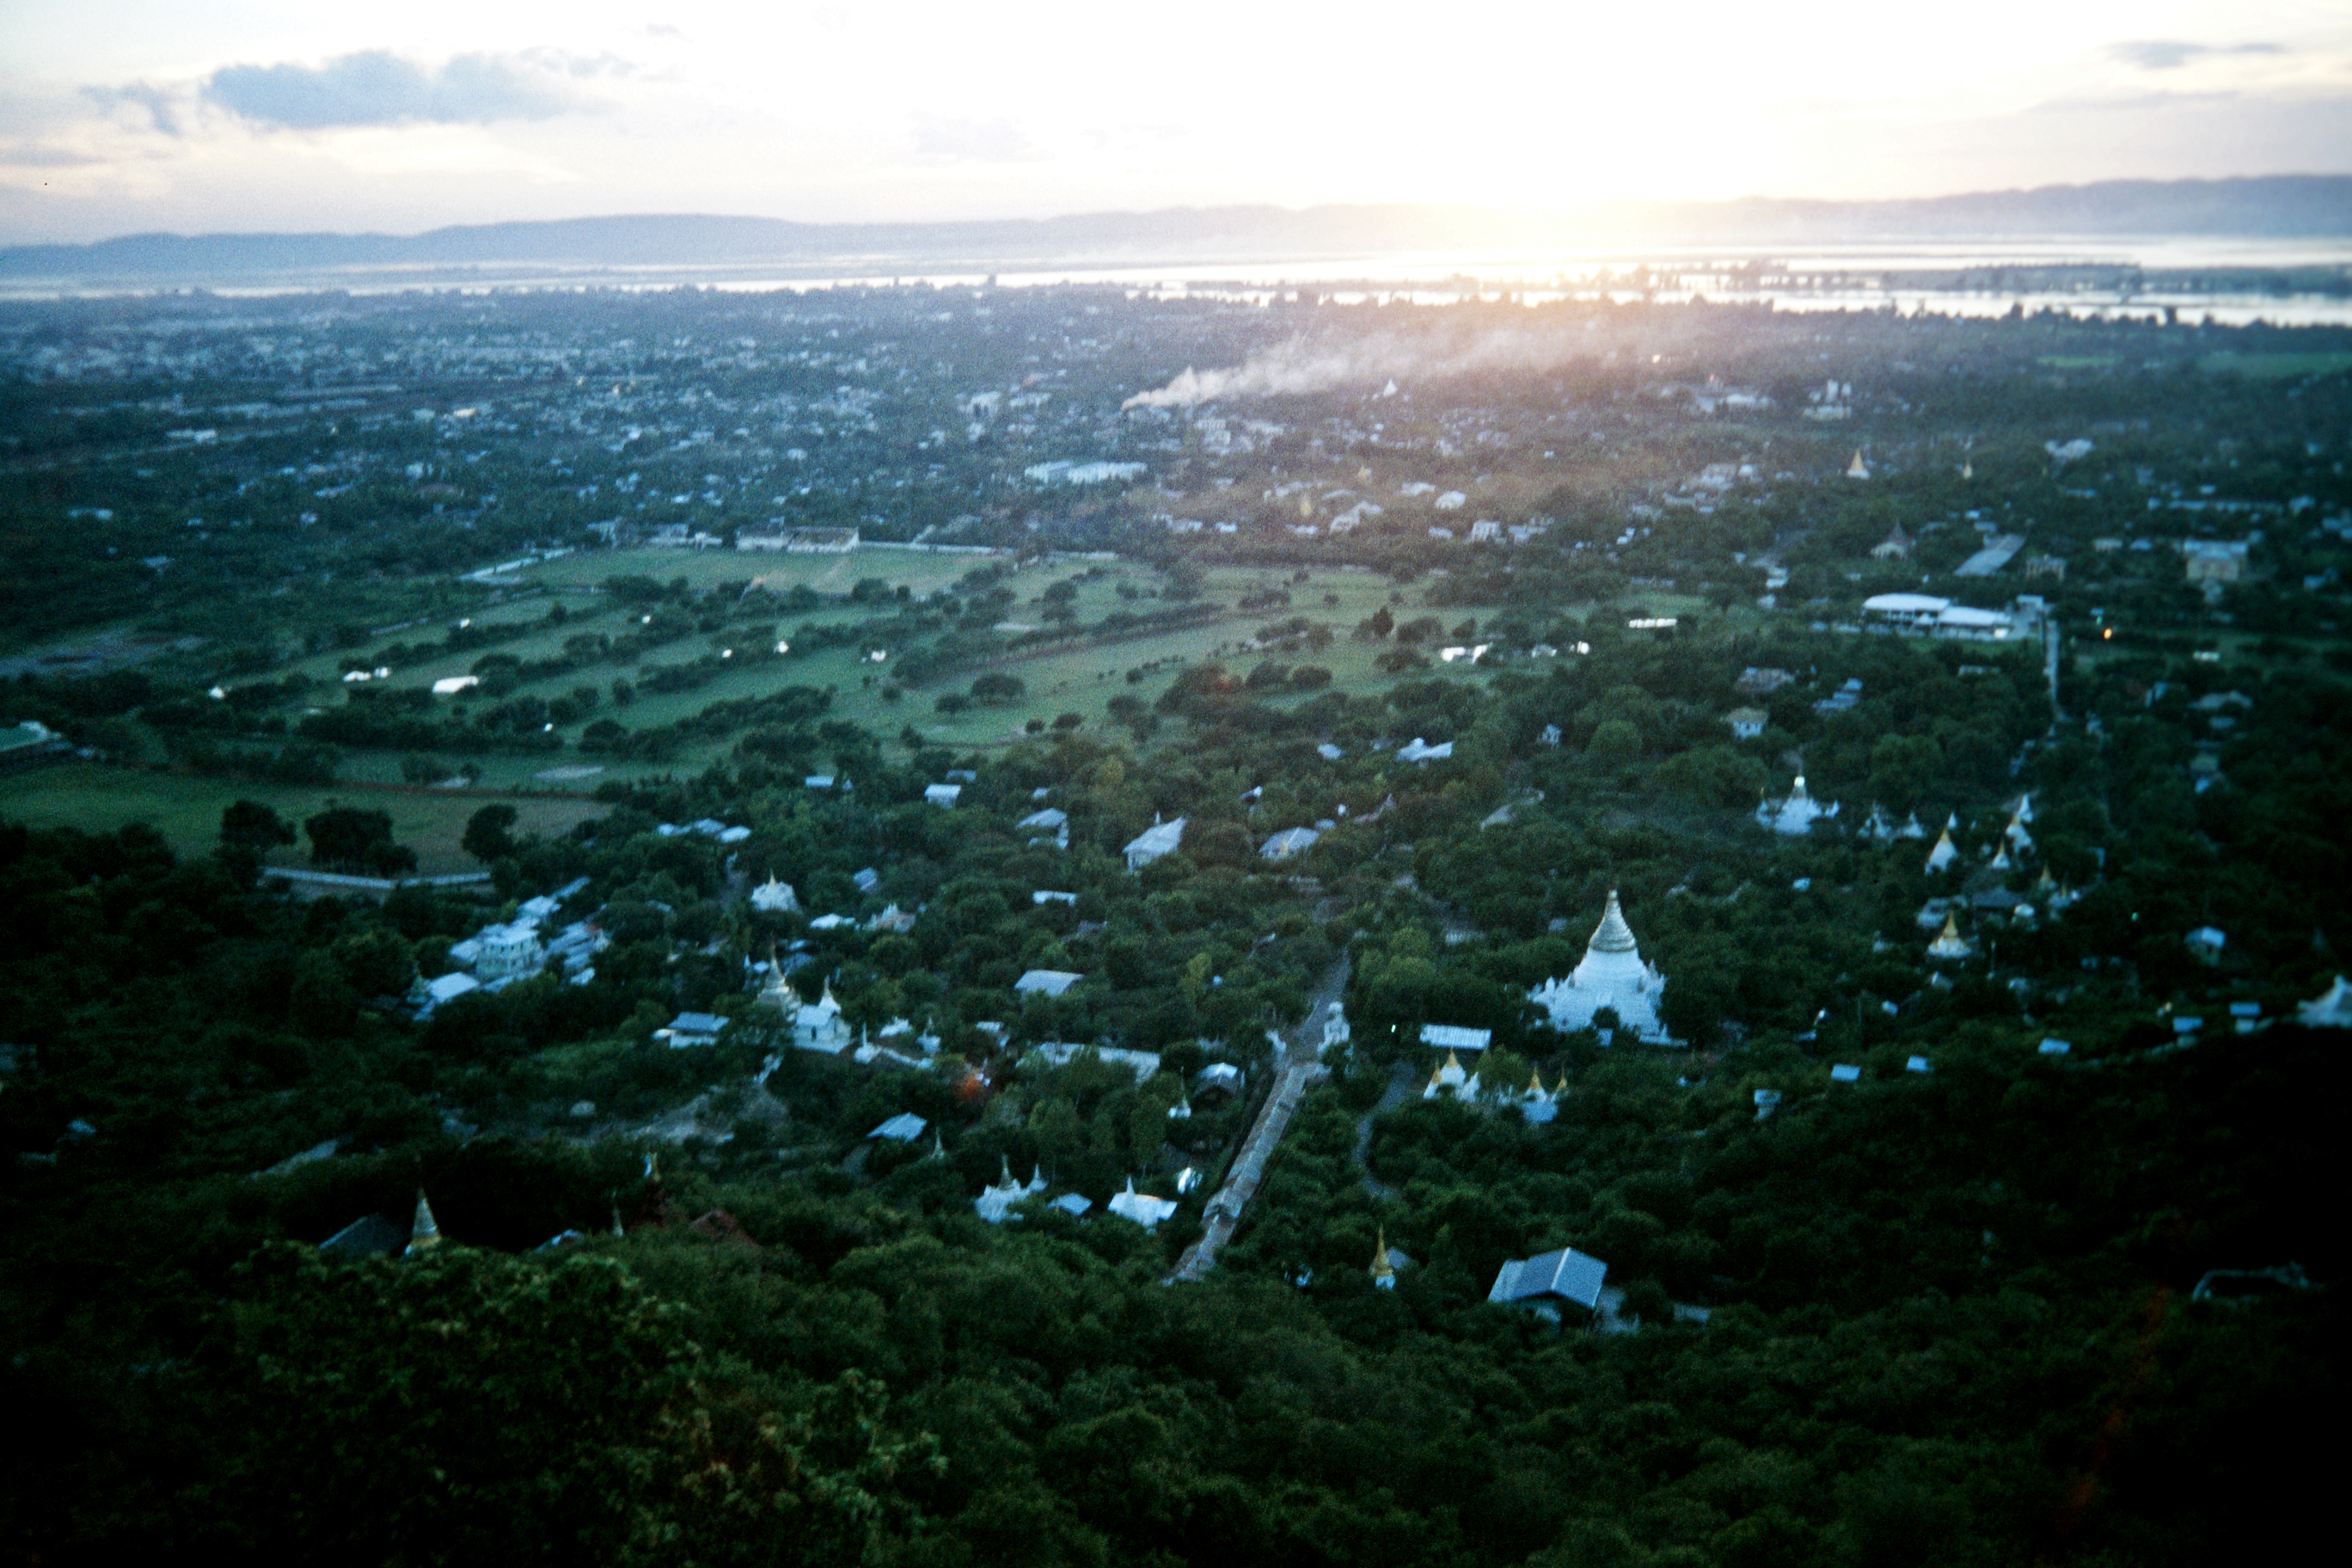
2;0;2348;243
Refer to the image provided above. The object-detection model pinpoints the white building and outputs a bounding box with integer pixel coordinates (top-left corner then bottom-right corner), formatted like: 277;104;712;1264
975;1159;1047;1222
1528;891;1676;1044
1861;593;2016;640
750;874;799;913
1107;1178;1179;1230
1123;816;1186;872
1419;1023;1491;1053
467;922;545;982
1396;737;1453;763
924;783;963;807
1014;969;1083;998
410;971;481;1015
784;980;854;1054
655;1011;726;1049
1757;777;1835;836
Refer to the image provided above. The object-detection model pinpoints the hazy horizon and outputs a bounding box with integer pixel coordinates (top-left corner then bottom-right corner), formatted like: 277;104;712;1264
4;2;2349;246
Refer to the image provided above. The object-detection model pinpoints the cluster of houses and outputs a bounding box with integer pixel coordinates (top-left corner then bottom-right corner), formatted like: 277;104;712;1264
409;878;600;1014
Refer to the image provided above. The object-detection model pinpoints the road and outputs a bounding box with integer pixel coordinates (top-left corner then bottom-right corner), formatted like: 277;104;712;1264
1167;952;1349;1283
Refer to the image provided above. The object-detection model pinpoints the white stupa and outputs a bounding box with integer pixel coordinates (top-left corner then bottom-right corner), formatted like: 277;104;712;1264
1925;827;1960;873
1758;776;1836;836
974;1158;1048;1223
1422;1050;1480;1100
1926;913;1974;960
1529;891;1676;1044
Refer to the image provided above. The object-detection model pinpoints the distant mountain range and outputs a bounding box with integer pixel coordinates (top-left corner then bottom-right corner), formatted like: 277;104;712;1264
4;176;2347;286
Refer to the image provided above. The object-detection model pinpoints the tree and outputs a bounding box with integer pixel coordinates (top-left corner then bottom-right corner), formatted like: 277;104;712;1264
1162;560;1204;601
304;805;408;874
1589;719;1642;769
220;799;296;855
187;1245;936;1565
462;803;520;864
334;928;418;999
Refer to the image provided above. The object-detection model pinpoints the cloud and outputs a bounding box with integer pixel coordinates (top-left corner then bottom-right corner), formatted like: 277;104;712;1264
0;141;110;168
201;50;598;131
2105;40;2283;72
84;82;191;138
912;114;1038;163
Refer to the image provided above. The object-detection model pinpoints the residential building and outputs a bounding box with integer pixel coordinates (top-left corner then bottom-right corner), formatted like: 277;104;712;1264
1123;816;1186;871
1487;1247;1609;1320
655;1012;727;1049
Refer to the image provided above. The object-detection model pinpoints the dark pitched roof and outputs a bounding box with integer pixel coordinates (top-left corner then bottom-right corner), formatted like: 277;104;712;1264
319;1213;407;1259
1487;1247;1608;1310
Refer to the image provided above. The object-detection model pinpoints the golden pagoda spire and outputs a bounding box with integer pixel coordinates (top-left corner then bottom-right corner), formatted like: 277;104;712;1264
1370;1227;1395;1285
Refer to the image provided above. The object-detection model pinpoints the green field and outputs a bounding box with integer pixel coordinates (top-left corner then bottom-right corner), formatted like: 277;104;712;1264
0;763;605;873
26;552;1700;825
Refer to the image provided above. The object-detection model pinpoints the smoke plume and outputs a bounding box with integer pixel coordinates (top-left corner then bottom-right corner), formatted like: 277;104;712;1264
1121;323;1603;409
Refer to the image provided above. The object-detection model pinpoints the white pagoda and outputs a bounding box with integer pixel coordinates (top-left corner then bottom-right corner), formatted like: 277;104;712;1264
974;1158;1047;1222
1925;827;1960;873
1529;891;1676;1044
1422;1050;1480;1100
1758;776;1836;836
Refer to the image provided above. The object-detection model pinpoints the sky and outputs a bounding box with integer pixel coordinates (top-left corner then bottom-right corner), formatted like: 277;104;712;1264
1;0;2348;243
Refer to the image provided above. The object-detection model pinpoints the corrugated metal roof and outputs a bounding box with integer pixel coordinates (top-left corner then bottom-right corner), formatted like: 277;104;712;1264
1489;1247;1608;1310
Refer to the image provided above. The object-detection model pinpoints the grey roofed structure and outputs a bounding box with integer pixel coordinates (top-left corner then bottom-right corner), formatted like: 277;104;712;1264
867;1112;928;1142
656;1011;727;1048
1488;1247;1609;1312
1419;1022;1492;1052
1014;969;1084;997
320;1212;408;1259
1050;1193;1093;1217
1123;816;1187;871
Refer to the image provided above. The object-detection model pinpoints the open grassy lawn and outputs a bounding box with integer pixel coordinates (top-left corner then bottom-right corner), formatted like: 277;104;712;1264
217;554;1707;784
0;763;604;874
